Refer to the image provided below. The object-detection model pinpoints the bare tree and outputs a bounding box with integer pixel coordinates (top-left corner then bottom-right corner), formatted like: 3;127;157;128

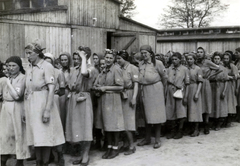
119;0;136;18
158;0;229;29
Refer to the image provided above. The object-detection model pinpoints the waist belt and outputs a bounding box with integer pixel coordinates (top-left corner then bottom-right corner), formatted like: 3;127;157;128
31;85;48;92
210;80;226;83
140;80;161;86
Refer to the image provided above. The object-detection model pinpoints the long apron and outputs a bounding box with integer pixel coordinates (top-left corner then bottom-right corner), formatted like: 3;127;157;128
210;82;228;118
25;90;65;147
122;89;136;131
166;84;187;120
0;100;30;159
101;92;125;131
65;92;93;142
187;83;203;122
142;81;166;123
201;79;212;114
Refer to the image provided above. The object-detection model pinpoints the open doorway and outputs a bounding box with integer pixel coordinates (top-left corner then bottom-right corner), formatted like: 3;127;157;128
107;32;112;49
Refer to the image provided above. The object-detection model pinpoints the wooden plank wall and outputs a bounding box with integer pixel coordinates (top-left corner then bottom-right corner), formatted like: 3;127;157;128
69;0;119;29
0;23;25;60
112;35;139;53
119;19;156;33
139;34;156;52
0;10;68;24
0;22;71;61
157;40;240;54
71;26;108;56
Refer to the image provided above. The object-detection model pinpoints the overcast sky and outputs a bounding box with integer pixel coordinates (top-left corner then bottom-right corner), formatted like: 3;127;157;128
132;0;240;29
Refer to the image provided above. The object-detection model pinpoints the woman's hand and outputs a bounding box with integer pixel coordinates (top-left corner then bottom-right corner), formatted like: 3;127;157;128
220;92;225;99
77;50;87;60
22;115;26;123
42;110;50;123
99;86;106;93
182;97;187;106
130;98;136;108
193;93;199;102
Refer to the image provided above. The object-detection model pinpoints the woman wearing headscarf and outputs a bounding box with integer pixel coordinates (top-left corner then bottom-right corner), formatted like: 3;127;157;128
66;46;98;166
116;50;139;155
223;52;238;127
0;56;30;166
209;52;228;131
95;49;124;159
59;52;72;131
137;45;167;149
196;47;221;134
24;43;65;166
185;53;203;136
165;52;189;139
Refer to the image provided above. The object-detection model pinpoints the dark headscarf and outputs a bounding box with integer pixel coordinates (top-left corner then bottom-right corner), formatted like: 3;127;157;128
171;52;182;60
117;50;129;61
197;47;206;56
25;42;45;58
6;56;25;74
140;45;156;66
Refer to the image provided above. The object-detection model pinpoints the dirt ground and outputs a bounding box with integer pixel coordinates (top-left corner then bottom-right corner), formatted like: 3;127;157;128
6;122;240;166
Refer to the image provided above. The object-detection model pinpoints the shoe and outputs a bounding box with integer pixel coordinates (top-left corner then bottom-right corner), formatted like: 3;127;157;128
72;159;82;165
119;146;129;153
204;123;210;134
174;130;183;139
80;159;89;166
124;147;136;155
190;130;199;137
102;148;111;159
137;139;151;146
153;142;161;149
107;149;119;159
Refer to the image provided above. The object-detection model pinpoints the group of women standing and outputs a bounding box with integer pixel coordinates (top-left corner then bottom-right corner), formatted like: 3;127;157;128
0;43;240;166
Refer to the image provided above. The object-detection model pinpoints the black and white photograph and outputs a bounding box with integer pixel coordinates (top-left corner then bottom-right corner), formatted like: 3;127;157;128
0;0;240;166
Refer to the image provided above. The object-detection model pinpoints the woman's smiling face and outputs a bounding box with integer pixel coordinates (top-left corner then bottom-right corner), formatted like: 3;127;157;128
105;54;115;67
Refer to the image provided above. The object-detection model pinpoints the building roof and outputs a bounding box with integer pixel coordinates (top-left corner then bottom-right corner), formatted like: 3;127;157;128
119;16;159;32
157;26;240;32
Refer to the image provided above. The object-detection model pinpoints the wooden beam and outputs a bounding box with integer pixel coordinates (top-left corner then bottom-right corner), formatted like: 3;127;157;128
112;32;136;37
122;36;136;50
0;19;117;32
157;34;240;41
0;5;67;15
0;19;70;28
